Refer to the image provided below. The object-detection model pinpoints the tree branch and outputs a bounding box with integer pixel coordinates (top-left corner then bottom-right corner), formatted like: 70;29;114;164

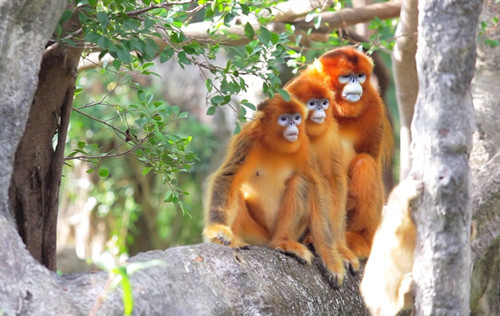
125;0;196;17
181;2;401;45
392;0;418;180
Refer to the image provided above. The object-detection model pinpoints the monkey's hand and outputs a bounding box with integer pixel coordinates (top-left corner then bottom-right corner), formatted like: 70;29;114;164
203;223;234;246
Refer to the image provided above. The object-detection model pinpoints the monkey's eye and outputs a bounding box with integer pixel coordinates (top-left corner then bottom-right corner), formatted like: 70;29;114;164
358;73;367;84
307;99;318;110
293;113;302;124
321;99;329;109
278;115;289;126
339;75;351;84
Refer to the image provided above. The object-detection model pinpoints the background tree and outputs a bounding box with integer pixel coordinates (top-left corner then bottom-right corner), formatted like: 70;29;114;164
470;1;500;315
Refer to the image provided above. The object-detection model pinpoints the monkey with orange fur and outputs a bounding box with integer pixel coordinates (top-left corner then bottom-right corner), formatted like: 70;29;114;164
285;76;360;276
302;47;394;258
203;94;345;286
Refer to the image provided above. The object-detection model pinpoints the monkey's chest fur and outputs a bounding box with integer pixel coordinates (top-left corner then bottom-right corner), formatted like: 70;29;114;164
240;162;295;231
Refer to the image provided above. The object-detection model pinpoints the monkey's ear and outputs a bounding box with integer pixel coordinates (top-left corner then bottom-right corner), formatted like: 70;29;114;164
256;100;268;111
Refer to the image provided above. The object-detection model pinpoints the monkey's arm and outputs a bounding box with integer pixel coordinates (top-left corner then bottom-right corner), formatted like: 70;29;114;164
203;130;254;246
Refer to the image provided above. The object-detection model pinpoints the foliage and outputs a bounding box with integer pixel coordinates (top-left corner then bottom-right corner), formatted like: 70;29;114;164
56;0;401;254
478;16;500;47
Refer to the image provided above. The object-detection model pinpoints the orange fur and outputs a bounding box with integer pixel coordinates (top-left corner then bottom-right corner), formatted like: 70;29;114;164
203;94;345;286
285;76;359;275
302;47;394;258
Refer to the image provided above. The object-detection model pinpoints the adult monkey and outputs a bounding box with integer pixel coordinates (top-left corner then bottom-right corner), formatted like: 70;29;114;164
203;94;344;286
285;76;359;277
302;46;394;258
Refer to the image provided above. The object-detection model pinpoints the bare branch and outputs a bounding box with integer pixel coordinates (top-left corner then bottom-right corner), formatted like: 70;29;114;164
292;2;400;33
65;132;152;161
125;0;196;17
271;0;333;22
72;107;128;139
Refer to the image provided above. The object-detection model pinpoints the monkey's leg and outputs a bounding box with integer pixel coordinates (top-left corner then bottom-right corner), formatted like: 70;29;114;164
203;133;253;246
231;192;270;247
203;185;240;247
269;175;314;264
308;176;347;287
328;164;360;273
345;153;383;259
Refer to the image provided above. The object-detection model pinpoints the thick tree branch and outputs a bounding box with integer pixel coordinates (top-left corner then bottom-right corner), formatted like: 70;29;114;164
181;2;401;45
392;0;418;180
0;221;370;316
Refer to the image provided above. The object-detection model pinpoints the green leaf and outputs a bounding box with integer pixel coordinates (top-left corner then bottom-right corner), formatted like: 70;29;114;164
258;27;271;44
142;167;152;175
115;267;134;316
278;89;290;101
112;59;122;71
240;4;250;15
206;106;216;116
77;141;86;149
205;79;213;92
244;22;254;39
270;32;279;45
314;15;322;29
159;47;174;63
98;168;109;178
116;46;132;63
241;99;256;111
97;11;109;28
59;9;73;24
484;39;500;47
233;123;241;134
210;95;225;105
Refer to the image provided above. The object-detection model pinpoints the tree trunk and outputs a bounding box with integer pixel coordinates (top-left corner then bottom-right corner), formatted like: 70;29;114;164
469;1;500;315
410;1;483;315
8;7;83;270
0;1;65;215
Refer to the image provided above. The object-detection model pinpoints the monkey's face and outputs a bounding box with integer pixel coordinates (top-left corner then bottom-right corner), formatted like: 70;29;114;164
305;98;329;124
338;73;367;103
257;95;308;154
284;76;333;138
318;47;374;118
277;112;302;142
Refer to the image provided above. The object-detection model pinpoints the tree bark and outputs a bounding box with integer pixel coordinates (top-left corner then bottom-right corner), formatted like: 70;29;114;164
8;7;84;271
410;1;483;315
469;1;500;315
181;2;401;46
0;1;66;217
392;0;418;180
0;232;370;315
